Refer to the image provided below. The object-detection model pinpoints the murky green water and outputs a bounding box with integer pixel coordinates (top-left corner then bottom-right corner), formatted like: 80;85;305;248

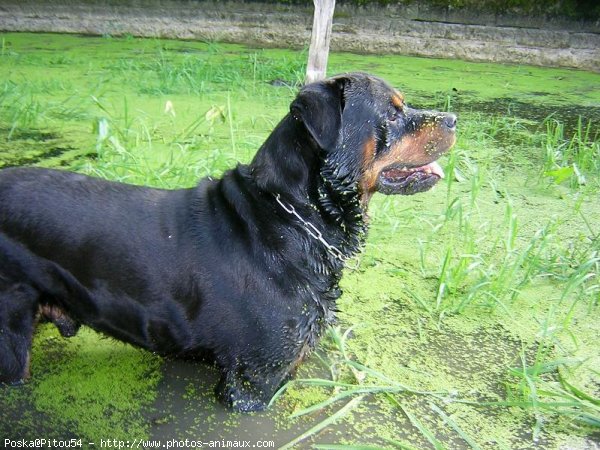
1;33;599;449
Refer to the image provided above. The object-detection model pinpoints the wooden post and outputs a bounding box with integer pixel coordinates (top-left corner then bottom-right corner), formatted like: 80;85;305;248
306;0;336;84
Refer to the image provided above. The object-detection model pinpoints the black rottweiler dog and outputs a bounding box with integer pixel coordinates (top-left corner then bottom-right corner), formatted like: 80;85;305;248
0;73;456;411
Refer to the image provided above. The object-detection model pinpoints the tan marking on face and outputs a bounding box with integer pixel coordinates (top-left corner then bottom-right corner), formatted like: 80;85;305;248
359;135;378;207
362;135;377;165
391;92;404;110
359;121;456;205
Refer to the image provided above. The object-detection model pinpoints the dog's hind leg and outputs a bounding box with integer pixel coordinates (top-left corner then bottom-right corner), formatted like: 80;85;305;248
39;304;80;338
0;281;39;385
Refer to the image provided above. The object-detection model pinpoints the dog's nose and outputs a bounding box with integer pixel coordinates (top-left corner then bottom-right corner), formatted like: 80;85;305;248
443;113;457;130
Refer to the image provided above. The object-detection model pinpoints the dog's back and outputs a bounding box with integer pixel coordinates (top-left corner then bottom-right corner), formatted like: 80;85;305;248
0;167;199;348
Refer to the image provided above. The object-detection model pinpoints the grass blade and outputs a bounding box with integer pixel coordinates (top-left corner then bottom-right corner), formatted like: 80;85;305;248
559;374;600;406
430;402;482;450
280;396;364;450
386;394;446;450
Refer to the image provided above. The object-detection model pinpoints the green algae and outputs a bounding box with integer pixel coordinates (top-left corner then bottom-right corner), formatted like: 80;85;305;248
0;32;598;448
0;325;161;441
329;52;600;109
32;326;162;440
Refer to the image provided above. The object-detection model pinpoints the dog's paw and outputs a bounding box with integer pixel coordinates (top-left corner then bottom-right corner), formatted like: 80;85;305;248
0;377;27;387
230;394;267;413
54;318;81;338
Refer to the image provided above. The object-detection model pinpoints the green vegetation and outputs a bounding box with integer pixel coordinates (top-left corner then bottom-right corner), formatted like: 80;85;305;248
0;32;599;448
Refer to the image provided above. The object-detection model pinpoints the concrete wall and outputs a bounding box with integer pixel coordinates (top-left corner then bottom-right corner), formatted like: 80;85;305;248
0;0;598;72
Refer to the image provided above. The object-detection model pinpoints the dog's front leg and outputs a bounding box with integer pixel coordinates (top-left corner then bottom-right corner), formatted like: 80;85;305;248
215;363;292;412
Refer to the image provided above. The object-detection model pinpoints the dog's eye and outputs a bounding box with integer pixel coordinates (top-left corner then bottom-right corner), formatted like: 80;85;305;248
387;106;402;123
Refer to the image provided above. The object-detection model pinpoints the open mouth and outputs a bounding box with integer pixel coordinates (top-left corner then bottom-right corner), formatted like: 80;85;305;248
377;160;445;195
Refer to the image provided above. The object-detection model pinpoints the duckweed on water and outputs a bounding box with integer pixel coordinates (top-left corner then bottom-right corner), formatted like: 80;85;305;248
1;325;161;441
0;32;598;448
33;326;162;440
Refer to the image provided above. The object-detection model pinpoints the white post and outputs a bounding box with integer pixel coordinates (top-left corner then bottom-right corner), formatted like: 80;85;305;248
306;0;336;84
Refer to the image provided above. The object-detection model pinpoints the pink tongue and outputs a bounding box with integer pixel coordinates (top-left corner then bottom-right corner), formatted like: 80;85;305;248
421;161;445;179
385;161;446;180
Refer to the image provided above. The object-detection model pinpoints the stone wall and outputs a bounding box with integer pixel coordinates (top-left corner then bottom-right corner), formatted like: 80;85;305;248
0;0;598;72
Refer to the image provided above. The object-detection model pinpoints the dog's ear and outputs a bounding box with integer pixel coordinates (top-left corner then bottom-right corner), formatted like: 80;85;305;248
290;78;346;150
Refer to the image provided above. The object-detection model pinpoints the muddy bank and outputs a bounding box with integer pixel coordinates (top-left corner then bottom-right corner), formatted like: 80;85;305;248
0;0;598;72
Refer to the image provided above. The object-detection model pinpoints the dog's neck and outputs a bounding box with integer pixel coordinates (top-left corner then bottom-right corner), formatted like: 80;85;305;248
248;114;368;263
314;162;367;259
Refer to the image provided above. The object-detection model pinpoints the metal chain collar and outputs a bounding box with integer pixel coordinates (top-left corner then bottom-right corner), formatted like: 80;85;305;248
274;194;347;262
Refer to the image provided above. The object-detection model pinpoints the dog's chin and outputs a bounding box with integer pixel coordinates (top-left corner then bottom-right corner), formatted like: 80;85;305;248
377;160;444;195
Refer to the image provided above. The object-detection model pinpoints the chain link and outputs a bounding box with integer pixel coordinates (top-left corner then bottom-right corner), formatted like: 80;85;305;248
274;194;347;262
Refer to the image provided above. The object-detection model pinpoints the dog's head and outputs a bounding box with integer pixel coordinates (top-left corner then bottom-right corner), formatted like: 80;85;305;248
290;72;456;206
